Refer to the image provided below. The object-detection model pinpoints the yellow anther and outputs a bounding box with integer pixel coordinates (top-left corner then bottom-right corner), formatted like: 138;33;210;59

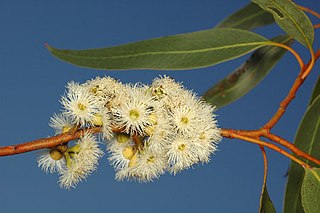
90;86;99;94
147;156;154;163
77;103;87;111
180;117;189;124
178;144;186;151
199;132;206;140
154;87;164;96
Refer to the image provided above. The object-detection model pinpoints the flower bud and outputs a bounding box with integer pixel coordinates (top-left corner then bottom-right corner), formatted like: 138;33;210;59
148;113;158;125
122;146;134;160
128;153;137;167
92;113;103;126
145;126;155;136
116;133;130;143
56;144;68;153
50;149;64;161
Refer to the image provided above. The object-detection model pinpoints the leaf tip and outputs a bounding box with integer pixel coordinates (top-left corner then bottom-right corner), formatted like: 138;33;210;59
44;42;53;51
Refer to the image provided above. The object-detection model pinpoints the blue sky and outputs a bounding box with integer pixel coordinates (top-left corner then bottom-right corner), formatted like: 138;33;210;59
0;0;319;212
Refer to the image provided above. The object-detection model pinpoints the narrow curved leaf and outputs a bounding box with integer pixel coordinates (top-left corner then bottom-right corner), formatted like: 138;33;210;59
259;186;276;213
284;95;320;213
47;28;268;70
203;35;293;108
216;2;274;30
252;0;314;48
309;76;320;105
301;168;320;213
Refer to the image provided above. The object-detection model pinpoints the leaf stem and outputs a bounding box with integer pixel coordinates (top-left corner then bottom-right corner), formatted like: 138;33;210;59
258;146;269;212
260;146;268;185
301;49;315;79
267;41;304;69
301;49;316;79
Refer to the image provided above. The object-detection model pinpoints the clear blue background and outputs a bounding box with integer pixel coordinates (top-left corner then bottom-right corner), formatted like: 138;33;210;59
0;0;319;212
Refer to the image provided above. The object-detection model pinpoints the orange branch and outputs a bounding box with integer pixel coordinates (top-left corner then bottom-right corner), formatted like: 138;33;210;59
221;129;311;169
262;74;305;130
263;48;320;130
261;133;320;165
223;128;320;166
132;134;143;149
298;5;320;19
0;127;102;157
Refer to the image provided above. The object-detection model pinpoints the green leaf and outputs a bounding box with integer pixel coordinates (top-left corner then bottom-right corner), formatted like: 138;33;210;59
284;95;320;213
216;2;274;30
301;168;320;213
47;28;268;70
251;0;314;48
203;35;293;109
259;186;276;213
309;76;320;106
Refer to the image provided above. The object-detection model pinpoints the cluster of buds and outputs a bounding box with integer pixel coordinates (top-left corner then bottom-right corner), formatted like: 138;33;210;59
37;76;221;189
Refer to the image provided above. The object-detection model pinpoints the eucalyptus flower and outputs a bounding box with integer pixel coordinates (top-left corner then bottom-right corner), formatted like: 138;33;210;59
44;75;221;188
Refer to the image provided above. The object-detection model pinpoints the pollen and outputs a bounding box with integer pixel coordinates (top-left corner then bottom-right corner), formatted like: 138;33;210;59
129;109;140;120
180;117;189;124
77;103;87;111
90;86;98;94
199;132;206;140
178;144;186;151
154;87;164;96
147;156;155;163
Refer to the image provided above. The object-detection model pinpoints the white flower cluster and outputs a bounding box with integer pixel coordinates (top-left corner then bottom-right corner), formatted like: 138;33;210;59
38;76;221;189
